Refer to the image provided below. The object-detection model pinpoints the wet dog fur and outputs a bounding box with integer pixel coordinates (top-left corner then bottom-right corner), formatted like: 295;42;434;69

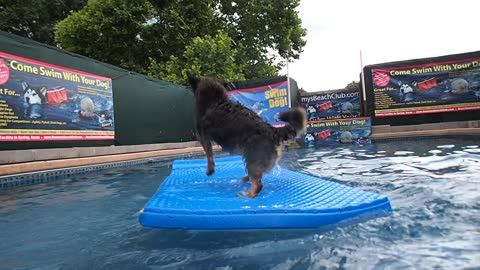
189;76;307;198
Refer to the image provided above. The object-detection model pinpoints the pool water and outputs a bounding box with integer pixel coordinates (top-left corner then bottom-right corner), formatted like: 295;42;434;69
0;137;479;269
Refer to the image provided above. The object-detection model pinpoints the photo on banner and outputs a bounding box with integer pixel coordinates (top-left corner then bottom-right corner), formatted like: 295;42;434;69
0;51;114;141
298;117;372;147
228;81;289;127
371;57;480;117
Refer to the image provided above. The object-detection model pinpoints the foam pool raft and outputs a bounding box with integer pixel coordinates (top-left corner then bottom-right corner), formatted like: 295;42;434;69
139;156;392;230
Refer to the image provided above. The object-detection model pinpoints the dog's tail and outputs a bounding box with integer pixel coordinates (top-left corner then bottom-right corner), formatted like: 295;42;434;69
275;107;307;142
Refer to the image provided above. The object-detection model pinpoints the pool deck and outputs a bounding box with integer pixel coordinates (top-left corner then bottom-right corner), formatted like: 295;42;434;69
0;141;216;177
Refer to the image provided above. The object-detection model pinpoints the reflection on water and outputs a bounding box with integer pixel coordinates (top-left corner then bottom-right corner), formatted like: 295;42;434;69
0;137;479;269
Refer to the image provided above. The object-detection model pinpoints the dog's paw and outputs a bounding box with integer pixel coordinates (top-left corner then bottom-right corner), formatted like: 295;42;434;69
206;168;215;176
237;191;248;198
237;191;256;198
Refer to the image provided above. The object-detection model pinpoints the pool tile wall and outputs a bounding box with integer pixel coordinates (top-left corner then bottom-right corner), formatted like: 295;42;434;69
0;151;228;190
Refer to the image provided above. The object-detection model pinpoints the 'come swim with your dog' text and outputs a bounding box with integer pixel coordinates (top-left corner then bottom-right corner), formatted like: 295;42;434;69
9;60;111;90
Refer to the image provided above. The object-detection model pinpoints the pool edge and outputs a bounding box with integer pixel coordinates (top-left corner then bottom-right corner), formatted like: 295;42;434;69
0;145;222;177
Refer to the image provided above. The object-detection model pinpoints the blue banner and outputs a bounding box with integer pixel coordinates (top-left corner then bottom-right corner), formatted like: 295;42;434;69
228;81;289;126
298;117;372;147
300;89;361;121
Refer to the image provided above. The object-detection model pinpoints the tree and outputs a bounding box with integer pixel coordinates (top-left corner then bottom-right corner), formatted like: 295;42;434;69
0;0;87;46
55;0;156;72
345;81;360;90
147;30;245;85
213;0;307;79
143;1;224;65
298;87;308;96
218;0;306;60
54;0;307;81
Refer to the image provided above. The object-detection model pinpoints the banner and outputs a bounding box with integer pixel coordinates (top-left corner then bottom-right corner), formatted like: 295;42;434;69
228;81;289;126
0;52;114;141
298;117;371;147
372;57;480;117
300;89;361;121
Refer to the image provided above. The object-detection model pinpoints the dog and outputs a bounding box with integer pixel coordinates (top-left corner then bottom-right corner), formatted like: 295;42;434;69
22;81;47;105
189;76;307;198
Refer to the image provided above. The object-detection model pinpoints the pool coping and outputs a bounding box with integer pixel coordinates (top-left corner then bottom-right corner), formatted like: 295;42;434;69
0;146;227;190
0;144;219;177
0;141;204;165
371;120;480;139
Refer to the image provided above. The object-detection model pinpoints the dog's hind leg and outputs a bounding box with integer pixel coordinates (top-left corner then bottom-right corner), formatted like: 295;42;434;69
239;160;267;198
243;170;263;198
240;140;278;198
199;137;215;176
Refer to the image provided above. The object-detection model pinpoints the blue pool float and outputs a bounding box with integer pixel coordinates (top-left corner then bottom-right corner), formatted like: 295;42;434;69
139;156;392;230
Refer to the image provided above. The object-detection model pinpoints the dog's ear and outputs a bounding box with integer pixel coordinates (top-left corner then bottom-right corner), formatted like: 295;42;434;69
216;78;232;90
187;73;200;92
21;81;29;91
221;80;229;89
39;87;48;102
40;86;47;97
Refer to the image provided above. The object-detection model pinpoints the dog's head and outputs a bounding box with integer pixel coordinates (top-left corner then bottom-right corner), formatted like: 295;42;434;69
399;83;414;94
340;102;353;114
22;81;47;105
305;133;315;142
188;75;229;106
306;105;316;113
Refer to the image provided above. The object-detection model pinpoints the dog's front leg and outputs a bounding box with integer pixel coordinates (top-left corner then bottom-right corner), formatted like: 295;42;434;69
199;138;215;176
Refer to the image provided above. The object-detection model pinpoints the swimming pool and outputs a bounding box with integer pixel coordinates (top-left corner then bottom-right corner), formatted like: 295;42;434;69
0;137;479;269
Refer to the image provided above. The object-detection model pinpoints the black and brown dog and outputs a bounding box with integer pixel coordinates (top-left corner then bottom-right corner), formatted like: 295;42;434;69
189;76;307;198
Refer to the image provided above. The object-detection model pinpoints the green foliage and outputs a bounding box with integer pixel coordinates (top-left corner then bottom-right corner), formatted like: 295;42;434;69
0;0;87;45
143;1;224;64
54;0;306;82
234;46;279;79
218;0;306;60
148;31;245;85
345;81;360;90
55;0;155;72
298;87;308;96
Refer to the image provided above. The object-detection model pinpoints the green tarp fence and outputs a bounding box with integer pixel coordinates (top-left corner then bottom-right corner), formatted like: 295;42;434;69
0;31;298;151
